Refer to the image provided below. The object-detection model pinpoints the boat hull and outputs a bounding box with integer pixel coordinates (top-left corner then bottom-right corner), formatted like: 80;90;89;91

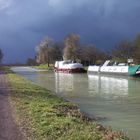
54;60;86;73
54;68;86;73
88;65;140;77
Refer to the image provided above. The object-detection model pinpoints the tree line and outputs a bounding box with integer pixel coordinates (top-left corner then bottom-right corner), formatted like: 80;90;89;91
28;33;109;66
0;49;3;64
112;35;140;63
27;33;140;66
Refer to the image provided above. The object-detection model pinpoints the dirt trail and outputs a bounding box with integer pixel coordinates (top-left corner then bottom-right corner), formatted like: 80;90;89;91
0;73;23;140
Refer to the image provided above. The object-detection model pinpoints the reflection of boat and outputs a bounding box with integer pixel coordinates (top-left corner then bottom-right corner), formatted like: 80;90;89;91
88;74;128;97
88;60;140;76
55;73;74;93
54;60;86;73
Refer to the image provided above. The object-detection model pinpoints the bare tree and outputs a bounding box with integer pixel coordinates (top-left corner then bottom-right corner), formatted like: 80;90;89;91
80;45;97;65
26;58;37;66
0;49;3;64
133;34;140;63
36;37;53;66
52;42;64;61
63;33;80;61
112;40;134;62
78;45;109;65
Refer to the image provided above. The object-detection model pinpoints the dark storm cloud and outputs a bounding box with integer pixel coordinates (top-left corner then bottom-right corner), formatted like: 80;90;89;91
0;0;140;63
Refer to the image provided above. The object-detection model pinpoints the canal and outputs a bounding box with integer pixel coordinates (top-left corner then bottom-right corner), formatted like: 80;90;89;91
12;67;140;140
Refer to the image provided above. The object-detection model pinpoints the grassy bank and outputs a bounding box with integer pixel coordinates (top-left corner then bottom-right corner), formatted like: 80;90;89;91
8;73;130;140
33;64;54;70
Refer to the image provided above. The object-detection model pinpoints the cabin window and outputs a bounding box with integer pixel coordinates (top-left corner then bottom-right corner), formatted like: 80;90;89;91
108;61;115;66
137;67;140;71
118;63;126;66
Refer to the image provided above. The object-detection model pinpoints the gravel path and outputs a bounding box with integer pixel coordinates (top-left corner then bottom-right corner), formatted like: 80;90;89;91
0;73;23;140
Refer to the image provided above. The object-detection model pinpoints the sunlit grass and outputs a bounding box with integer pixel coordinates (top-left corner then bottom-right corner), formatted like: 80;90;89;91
8;73;130;140
33;64;54;70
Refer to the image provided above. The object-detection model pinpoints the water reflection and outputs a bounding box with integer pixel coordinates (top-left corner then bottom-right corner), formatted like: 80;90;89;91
54;73;129;98
54;73;89;98
88;75;100;94
55;73;74;93
88;75;128;98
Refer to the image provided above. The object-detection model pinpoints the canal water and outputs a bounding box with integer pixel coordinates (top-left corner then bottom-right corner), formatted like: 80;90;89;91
12;67;140;140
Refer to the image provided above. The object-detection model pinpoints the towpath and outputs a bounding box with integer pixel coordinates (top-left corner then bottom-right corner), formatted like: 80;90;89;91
0;72;23;140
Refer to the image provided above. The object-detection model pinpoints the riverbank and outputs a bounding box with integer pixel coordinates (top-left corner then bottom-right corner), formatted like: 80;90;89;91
5;68;130;140
33;64;54;70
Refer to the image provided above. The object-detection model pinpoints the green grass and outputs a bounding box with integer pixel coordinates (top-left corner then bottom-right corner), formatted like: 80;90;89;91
33;64;54;70
7;73;130;140
0;66;13;74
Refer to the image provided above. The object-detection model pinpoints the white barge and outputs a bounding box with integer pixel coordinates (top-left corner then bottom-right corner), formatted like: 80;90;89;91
54;60;86;73
88;60;140;76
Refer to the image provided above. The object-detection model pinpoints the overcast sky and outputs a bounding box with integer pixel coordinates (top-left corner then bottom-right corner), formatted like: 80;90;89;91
0;0;140;63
